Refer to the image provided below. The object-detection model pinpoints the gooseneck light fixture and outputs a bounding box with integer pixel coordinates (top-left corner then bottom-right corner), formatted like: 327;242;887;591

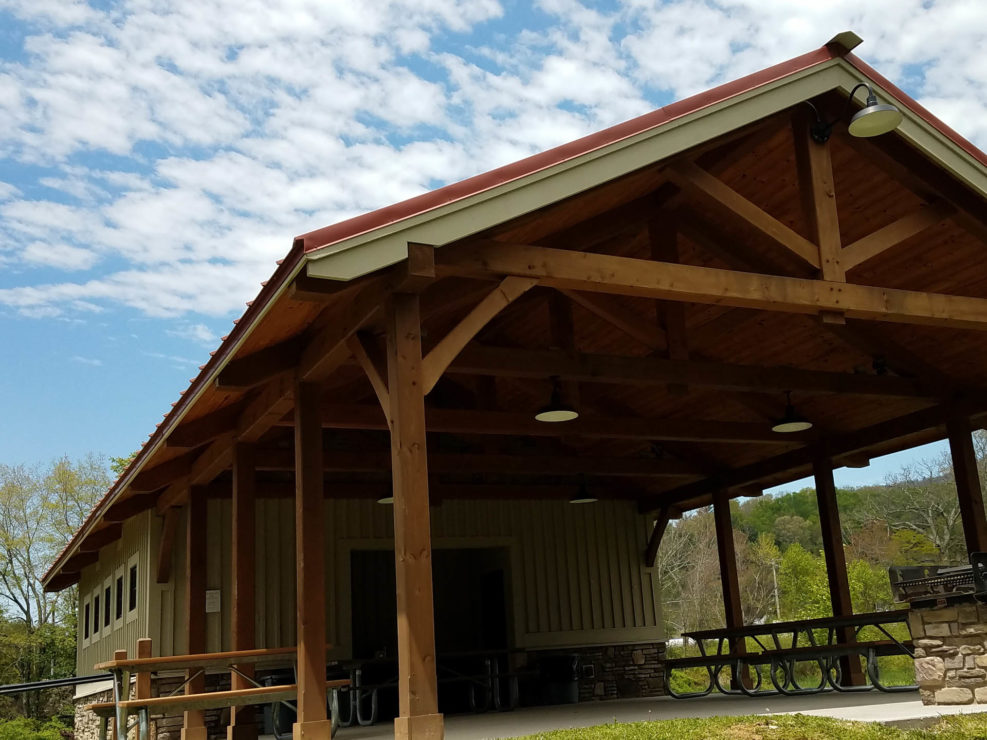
808;82;902;143
771;391;813;434
534;377;579;423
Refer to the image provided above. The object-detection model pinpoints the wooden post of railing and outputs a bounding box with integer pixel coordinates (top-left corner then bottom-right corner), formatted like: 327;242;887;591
387;292;444;740
813;452;866;686
136;638;152;701
112;649;127;740
183;491;208;740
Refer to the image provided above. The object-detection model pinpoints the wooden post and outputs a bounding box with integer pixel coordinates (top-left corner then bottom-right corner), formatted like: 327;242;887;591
183;490;207;740
813;452;866;686
712;490;746;677
136;638;152;700
293;381;332;739
386;293;444;740
946;417;987;554
229;443;257;740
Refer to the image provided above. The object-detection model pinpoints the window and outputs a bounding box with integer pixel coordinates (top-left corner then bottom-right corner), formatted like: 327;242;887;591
104;586;111;628
93;594;100;637
84;602;90;639
128;564;138;612
115;576;123;620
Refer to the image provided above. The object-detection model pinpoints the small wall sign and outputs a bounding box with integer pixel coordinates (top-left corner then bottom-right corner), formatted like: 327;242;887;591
205;589;222;613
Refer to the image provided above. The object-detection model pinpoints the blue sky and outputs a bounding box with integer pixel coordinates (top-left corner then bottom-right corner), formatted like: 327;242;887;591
1;1;985;484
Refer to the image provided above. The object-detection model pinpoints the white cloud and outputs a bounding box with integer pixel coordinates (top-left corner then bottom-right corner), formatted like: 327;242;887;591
71;355;103;366
0;0;984;329
166;322;218;346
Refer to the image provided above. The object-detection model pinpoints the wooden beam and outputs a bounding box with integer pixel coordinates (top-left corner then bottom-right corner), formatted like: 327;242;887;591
842;203;954;272
167;404;244;448
156;507;180;584
347;332;390;414
638;397;987;513
130;453;195;492
386;293;443;739
78;523;122;552
189;433;235;487
421;276;538;394
229;443;257;740
793;114;844;283
445;346;936;398
293;381;331;734
103;494;156;522
946;416;987;554
436;241;987;331
644;507;675;567
184;489;207;740
289;271;350;302
237;375;295;444
215;337;302;391
305;403;813;444
252;448;701;478
814;452;866;686
650;215;689;393
665;161;820;269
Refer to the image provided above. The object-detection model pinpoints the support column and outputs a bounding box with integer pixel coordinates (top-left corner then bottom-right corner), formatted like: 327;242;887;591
182;489;207;740
229;443;257;740
712;490;745;642
813;452;866;686
293;381;332;739
947;416;987;555
386;293;444;740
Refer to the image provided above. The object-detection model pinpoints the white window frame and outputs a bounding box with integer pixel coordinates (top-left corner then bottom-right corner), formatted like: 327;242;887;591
126;552;140;624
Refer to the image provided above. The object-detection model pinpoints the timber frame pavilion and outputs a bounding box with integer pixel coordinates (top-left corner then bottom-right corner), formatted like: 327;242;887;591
44;32;987;740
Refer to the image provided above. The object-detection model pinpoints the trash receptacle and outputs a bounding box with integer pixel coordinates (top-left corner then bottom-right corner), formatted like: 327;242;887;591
539;653;580;705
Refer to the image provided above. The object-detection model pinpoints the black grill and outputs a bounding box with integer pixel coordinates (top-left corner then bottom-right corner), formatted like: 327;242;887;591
889;552;987;608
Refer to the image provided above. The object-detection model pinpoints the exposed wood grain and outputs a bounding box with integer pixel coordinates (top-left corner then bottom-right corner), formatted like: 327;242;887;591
947;416;987;554
230;442;257;738
842;204;954;272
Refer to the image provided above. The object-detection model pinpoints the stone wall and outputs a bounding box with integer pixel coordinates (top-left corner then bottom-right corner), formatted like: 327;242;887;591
910;603;987;705
74;673;267;740
529;642;665;702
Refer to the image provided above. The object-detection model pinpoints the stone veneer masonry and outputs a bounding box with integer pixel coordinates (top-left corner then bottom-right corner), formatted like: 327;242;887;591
910;603;987;705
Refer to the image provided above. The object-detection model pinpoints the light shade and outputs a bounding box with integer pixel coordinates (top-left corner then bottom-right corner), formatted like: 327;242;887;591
772;393;813;434
848;98;903;138
376;495;394;505
569;479;597;504
535;380;579;423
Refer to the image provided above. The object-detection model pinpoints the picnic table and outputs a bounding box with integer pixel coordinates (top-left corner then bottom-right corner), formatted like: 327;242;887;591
666;610;915;699
88;644;348;740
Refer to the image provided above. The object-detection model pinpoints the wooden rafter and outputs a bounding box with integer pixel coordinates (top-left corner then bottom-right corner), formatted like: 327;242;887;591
560;291;665;349
436;241;987;331
665;161;821;269
842;203;954;272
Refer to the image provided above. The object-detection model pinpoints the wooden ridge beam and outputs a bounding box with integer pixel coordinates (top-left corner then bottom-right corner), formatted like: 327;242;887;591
436;241;987;331
281;403;813;444
665;161;821;269
444;345;937;398
421;276;538;394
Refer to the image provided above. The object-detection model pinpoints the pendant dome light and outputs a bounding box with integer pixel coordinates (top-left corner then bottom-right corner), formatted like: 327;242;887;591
534;377;579;423
771;391;813;434
569;477;598;504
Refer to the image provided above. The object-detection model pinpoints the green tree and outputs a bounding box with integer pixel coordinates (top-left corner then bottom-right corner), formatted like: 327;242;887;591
777;544;830;621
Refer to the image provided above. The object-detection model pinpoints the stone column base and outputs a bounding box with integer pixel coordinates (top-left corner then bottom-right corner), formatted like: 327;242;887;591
292;719;334;739
394;713;444;740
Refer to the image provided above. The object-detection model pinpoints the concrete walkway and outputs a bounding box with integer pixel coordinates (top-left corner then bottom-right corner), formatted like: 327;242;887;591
268;692;983;739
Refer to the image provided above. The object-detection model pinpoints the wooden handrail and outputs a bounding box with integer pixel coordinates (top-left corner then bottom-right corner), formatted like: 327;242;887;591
94;644;333;673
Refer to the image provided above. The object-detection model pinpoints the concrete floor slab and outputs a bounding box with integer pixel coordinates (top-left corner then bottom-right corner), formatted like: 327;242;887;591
262;692;984;739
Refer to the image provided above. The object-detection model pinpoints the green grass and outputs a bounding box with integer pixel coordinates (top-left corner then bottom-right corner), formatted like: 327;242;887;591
511;713;987;740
